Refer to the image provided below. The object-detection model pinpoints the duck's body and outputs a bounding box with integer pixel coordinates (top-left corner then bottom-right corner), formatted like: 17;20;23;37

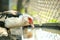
0;10;34;37
5;14;34;29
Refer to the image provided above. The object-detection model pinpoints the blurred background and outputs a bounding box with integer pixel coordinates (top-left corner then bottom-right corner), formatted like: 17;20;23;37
9;0;60;25
0;0;60;24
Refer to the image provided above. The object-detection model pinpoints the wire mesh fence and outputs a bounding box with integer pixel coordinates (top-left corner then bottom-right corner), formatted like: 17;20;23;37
26;0;60;25
9;0;60;25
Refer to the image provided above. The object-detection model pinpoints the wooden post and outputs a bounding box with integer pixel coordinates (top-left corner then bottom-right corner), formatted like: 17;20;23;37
17;0;23;12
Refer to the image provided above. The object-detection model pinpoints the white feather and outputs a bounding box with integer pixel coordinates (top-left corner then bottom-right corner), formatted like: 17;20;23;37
5;17;24;28
0;27;8;37
5;14;33;28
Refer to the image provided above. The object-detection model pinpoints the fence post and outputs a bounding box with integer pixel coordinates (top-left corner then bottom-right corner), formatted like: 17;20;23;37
17;0;23;12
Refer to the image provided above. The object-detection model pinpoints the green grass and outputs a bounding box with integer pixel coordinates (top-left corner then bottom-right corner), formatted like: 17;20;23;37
48;19;59;23
12;5;17;10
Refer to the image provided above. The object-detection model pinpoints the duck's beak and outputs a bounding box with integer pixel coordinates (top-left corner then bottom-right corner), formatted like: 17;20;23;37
30;24;34;29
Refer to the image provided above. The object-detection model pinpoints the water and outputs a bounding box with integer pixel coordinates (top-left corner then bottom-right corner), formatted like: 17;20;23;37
0;27;60;40
22;28;60;40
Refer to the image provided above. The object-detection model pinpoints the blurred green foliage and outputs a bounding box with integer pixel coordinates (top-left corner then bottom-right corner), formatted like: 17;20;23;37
48;19;59;23
12;5;17;10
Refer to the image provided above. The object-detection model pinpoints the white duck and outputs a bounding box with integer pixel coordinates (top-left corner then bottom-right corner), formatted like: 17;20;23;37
5;14;34;29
